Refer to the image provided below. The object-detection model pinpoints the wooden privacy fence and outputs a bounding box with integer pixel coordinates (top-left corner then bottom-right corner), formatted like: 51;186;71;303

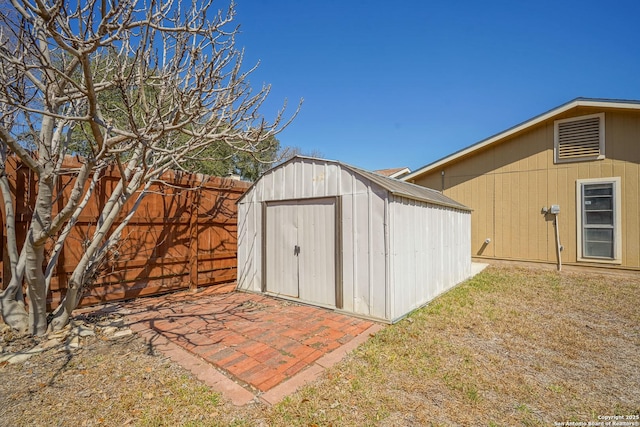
0;155;251;309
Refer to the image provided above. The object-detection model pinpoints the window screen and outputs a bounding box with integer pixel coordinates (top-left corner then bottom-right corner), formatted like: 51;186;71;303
582;183;614;258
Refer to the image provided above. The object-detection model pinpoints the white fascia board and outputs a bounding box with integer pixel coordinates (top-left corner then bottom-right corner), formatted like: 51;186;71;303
388;167;411;178
575;99;640;110
403;98;640;182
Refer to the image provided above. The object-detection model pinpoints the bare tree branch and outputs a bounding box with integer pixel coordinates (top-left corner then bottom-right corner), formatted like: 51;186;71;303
0;0;300;334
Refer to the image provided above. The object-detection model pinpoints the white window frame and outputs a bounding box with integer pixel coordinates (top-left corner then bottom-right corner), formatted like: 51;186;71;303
554;113;605;164
576;177;622;264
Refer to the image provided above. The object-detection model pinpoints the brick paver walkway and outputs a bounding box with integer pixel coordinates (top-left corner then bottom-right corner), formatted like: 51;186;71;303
122;285;378;403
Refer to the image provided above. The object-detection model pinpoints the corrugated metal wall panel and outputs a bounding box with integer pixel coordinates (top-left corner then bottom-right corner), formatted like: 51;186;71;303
340;167;355;195
353;192;371;314
326;162;340;196
386;196;394;320
416;201;430;303
340;189;355;313
369;191;387;319
237;201;262;292
237;203;250;289
254;172;265;202
390;197;471;321
312;162;324;197
391;198;412;318
251;159;346;202
406;199;420;314
272;163;286;200
333;174;389;319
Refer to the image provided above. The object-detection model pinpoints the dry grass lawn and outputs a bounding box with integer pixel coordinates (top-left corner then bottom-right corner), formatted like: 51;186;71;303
1;265;639;426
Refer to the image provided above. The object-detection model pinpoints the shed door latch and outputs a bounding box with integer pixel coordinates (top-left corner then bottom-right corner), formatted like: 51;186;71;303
294;245;300;256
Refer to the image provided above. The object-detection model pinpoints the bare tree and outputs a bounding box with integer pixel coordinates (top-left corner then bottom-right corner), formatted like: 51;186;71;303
0;0;298;335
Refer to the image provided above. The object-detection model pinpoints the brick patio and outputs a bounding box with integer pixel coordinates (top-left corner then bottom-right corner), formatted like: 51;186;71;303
121;284;382;405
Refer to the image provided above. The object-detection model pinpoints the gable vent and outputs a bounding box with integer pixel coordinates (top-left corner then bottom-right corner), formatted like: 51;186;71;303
555;113;604;163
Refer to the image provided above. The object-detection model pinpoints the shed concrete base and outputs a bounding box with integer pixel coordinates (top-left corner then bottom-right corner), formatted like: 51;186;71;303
470;262;489;277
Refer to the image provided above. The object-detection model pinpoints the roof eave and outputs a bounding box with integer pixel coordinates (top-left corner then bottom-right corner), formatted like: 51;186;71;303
402;98;640;182
389;191;472;211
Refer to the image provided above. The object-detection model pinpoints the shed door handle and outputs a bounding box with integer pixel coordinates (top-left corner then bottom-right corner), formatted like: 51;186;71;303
294;245;300;255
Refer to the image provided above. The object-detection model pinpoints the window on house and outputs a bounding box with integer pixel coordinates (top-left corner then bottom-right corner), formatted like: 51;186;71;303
555;113;605;163
576;177;621;263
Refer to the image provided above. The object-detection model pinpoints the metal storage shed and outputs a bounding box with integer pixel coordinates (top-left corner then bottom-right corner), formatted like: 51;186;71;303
237;156;472;323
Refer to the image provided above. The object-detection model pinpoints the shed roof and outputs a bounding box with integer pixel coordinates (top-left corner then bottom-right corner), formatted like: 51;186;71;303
374;167;411;178
239;156;470;211
403;97;640;181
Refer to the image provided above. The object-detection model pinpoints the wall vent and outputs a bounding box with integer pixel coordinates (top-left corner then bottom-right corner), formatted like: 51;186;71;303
555;113;604;163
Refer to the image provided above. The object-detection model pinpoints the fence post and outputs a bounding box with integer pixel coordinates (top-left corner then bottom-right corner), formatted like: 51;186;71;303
188;187;200;292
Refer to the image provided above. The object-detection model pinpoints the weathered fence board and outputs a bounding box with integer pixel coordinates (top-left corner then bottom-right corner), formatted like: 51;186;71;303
0;155;250;309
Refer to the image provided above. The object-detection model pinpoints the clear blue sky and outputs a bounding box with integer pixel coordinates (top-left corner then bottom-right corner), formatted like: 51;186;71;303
231;0;640;172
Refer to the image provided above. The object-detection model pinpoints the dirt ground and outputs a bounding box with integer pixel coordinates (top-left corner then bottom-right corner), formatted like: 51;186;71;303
0;316;260;426
1;265;639;426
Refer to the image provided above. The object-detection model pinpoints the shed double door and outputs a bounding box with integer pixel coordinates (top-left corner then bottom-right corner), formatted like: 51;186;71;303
265;198;336;307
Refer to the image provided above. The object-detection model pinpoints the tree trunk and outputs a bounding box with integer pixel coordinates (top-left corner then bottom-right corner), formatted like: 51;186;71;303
49;275;83;332
24;166;55;336
0;252;28;333
25;241;47;335
49;169;146;331
0;171;29;332
0;297;28;333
